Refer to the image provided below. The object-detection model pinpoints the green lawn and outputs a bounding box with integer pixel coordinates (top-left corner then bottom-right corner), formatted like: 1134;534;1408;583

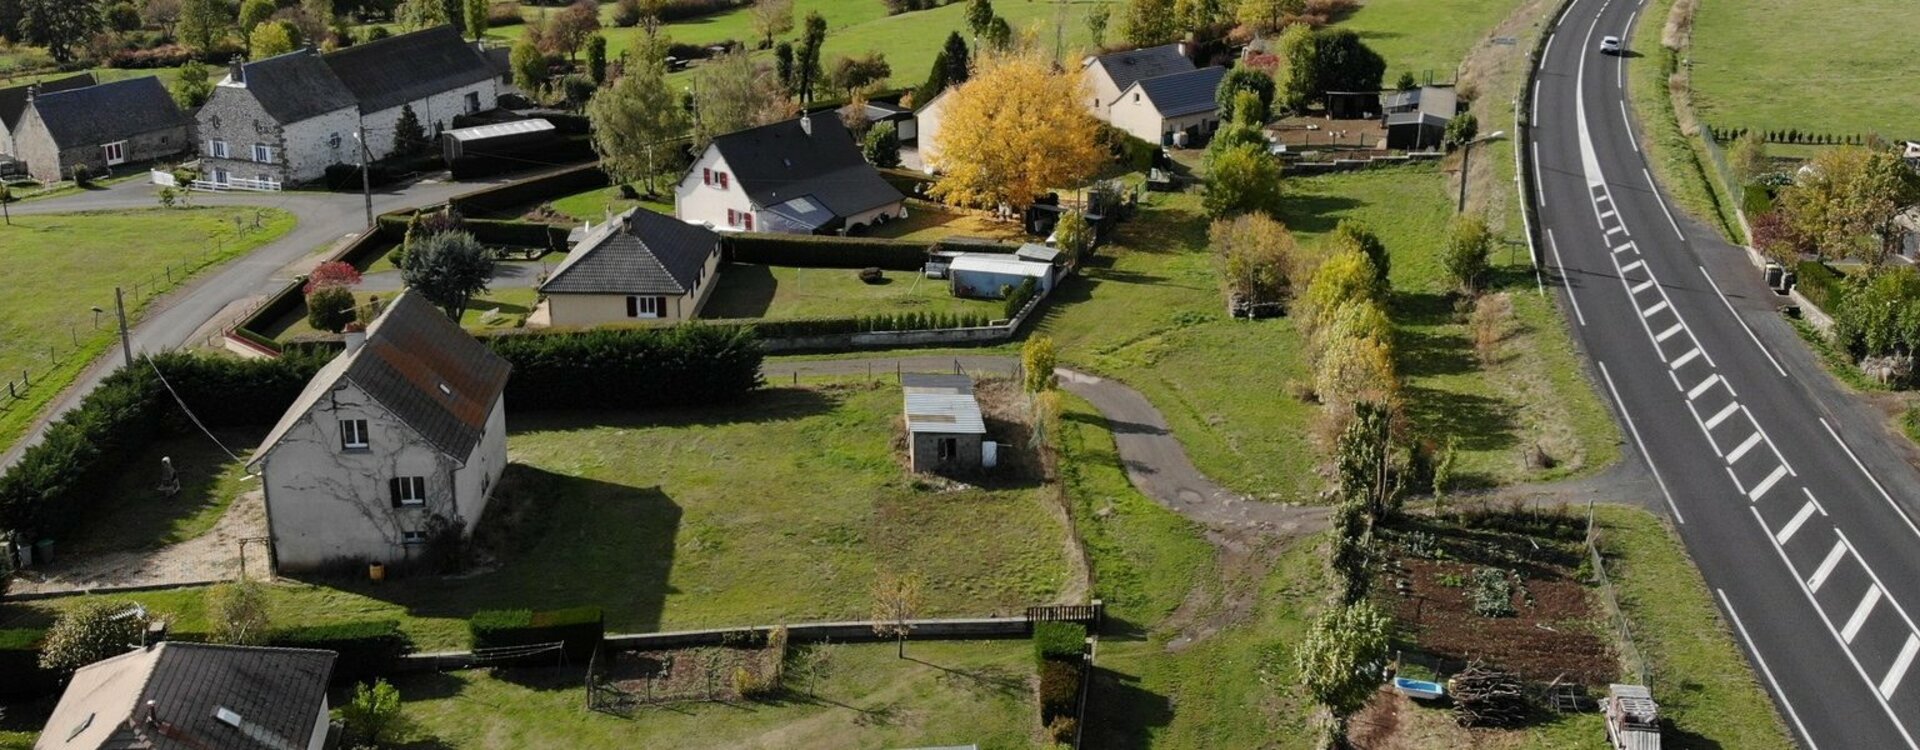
1628;0;1743;243
58;430;260;556
269;281;544;340
396;640;1041;749
701;263;1004;320
1035;164;1615;499
545;184;674;223
1690;0;1916;140
0;207;294;453
1338;0;1530;81
0;385;1074;651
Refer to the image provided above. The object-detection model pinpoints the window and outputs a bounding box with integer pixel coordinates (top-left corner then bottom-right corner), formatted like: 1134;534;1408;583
102;141;126;165
625;295;663;319
389;476;427;508
251;143;274;163
465;91;480;114
401;530;428;545
1133;93;1140;102
937;437;958;461
705;170;729;189
212;168;230;186
340;419;369;450
208;140;229;159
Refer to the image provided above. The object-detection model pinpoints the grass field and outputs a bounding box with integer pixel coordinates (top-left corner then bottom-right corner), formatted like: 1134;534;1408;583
396;640;1040;749
1339;0;1530;81
700;263;1004;320
1035;162;1615;499
0;207;294;453
1689;0;1916;141
1627;0;1743;243
0;384;1073;650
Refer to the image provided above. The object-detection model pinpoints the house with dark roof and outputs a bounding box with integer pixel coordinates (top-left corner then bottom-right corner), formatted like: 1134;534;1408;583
1080;43;1194;121
675;113;906;234
0;72;92;157
198;50;360;187
537;206;723;326
36;641;335;750
13;76;190;183
1106;66;1228;146
248;291;510;571
195;26;503;187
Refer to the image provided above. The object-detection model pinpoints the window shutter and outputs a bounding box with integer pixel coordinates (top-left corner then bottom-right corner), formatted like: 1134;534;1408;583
656;296;667;315
389;478;402;508
626;296;638;317
726;209;736;226
743;213;753;231
703;168;712;185
721;173;730;189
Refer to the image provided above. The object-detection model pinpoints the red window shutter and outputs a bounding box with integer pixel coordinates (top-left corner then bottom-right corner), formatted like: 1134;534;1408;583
703;168;712;185
720;172;729;189
743;213;753;231
727;209;737;226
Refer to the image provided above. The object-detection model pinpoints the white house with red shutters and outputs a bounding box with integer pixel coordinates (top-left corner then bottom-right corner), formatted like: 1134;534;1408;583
674;113;905;235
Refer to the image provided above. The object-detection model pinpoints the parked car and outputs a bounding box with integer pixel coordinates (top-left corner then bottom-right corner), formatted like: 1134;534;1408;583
1600;35;1622;54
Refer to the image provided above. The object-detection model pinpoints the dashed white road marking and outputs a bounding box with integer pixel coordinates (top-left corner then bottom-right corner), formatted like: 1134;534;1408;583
1804;487;1829;516
1641;299;1669;318
1656;323;1684;342
1749;465;1788;500
1843;586;1884;643
1669;347;1700;368
1810;540;1847;592
1885;634;1920;699
1704;401;1739;428
1621;259;1644;273
1687;373;1720;400
1726;432;1763;463
1778;500;1818;543
1532;141;1546;207
1613;242;1633;254
1632;278;1656;294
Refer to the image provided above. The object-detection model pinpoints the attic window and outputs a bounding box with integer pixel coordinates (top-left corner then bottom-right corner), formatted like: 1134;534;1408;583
214;707;242;728
67;713;93;741
437;383;452;397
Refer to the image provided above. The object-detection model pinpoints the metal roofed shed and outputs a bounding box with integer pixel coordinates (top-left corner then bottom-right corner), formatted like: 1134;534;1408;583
948;252;1054;299
902;373;987;473
441;118;557;163
1014;243;1064;266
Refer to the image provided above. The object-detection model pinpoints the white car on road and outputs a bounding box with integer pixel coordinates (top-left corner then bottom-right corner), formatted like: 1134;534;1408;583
1600;35;1622;54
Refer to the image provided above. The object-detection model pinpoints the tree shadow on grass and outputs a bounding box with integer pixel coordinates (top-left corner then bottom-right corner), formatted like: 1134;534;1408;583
318;466;682;636
1402;385;1519;454
59;428;263;556
1079;666;1175;750
1274;192;1366;236
699;263;777;319
1396;328;1478;380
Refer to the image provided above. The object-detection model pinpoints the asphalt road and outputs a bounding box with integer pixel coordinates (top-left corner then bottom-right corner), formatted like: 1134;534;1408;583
0;175;491;470
1532;1;1920;746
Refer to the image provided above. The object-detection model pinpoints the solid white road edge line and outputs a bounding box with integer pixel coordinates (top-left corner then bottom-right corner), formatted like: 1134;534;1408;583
1819;417;1920;542
1620;100;1639;153
1599;361;1683;523
1718;589;1822;750
1804;487;1829;516
1642;167;1686;240
1698;265;1789;377
1547;229;1587;326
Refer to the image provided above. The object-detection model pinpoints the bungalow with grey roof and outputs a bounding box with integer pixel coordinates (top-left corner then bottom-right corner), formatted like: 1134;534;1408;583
536;206;724;326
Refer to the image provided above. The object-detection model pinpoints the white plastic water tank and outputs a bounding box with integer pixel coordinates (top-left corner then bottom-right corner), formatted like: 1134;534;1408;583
982;441;999;469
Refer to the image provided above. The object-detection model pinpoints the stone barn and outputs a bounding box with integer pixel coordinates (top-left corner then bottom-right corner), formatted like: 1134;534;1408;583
902;373;985;474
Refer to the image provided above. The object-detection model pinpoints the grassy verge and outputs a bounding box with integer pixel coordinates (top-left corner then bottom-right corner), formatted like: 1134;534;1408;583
699;263;1005;320
0;207;295;452
1626;0;1742;244
1597;505;1793;748
397;640;1039;749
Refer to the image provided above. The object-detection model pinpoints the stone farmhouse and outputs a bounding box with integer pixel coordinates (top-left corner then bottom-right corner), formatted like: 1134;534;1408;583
248;292;510;572
676;113;905;235
12;76;190;183
197;25;508;187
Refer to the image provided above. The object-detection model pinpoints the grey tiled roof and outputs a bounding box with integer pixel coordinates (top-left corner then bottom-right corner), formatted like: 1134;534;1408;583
709;115;905;219
237;50;357;123
541;207;720;296
251;292;511;467
1132;66;1227;118
28;76;187;149
324;25;496;113
38;642;334;750
0;72;91;131
1089;44;1194;94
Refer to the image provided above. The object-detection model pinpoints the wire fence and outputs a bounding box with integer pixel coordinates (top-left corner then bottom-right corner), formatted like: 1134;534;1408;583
1586;502;1652;687
0;211;278;414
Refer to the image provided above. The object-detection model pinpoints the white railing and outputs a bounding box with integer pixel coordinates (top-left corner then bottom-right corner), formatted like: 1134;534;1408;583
191;176;282;192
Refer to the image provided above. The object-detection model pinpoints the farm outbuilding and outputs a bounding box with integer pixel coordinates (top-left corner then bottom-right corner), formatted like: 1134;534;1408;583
441;117;556;163
902;373;986;474
948;253;1054;299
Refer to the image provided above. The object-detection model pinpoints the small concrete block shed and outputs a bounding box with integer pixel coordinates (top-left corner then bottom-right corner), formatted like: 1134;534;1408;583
948;252;1053;299
902;373;985;473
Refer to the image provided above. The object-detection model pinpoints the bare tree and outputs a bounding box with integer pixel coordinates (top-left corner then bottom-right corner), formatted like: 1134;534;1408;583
870;570;924;658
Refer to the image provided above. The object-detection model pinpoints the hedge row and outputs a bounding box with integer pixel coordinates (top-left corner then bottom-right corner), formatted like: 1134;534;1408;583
449;163;609;217
0;629;57;701
268;620;413;687
1032;622;1085;666
695;312;995;339
724;233;1019;271
470;606;603;663
483;323;764;411
1034;623;1086;735
1796;260;1846;313
465;218;569;250
0;352;328;538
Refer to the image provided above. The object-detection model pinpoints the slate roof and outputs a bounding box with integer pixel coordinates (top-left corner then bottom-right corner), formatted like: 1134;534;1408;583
27;76;187;150
250;292;511;468
37;642;334;750
324;25;496;113
0;72;92;132
232;50;357;123
1087;44;1194;94
1129;66;1227;118
708;114;905;219
541;207;720;296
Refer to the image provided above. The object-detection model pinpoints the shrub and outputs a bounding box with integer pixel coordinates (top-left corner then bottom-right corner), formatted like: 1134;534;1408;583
611;0;643;26
1794;260;1845;311
1032;621;1085;666
1831;267;1920;363
107;43;196;68
1444;214;1493;295
341;679;405;747
864;121;901;168
269;620;412;687
484;324;763;410
40;599;144;673
1037;658;1082;722
489;0;526;26
1003;277;1039;318
469;606;604;662
306;287;357;332
1046;715;1078;743
209;579;271;645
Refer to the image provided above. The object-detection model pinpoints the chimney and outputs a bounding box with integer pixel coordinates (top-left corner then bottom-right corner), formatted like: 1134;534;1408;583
23;84;35;103
229;55;245;86
343;321;366;353
799;112;812;136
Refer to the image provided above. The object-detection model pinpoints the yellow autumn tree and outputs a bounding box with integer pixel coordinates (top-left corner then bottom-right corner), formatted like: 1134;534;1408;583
929;51;1105;211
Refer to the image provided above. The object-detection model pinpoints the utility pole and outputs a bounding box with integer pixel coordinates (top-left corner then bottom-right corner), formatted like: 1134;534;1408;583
113;287;132;367
355;126;373;229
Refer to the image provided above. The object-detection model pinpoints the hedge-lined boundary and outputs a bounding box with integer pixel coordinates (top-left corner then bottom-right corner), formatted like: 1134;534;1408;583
449;163;609;218
471;606;605;663
724;232;1019;271
269;619;413;687
484;323;764;411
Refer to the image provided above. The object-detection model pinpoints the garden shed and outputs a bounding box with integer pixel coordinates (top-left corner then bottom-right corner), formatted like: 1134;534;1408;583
441;117;556;163
948;252;1053;299
901;373;986;473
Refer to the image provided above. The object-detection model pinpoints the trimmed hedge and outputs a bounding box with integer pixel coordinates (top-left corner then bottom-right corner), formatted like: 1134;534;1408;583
269;620;412;687
449;163;609;217
1032;622;1085;666
483;323;764;411
0;352;329;538
726;234;1020;271
0;628;57;700
470;606;603;662
465;218;569;250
